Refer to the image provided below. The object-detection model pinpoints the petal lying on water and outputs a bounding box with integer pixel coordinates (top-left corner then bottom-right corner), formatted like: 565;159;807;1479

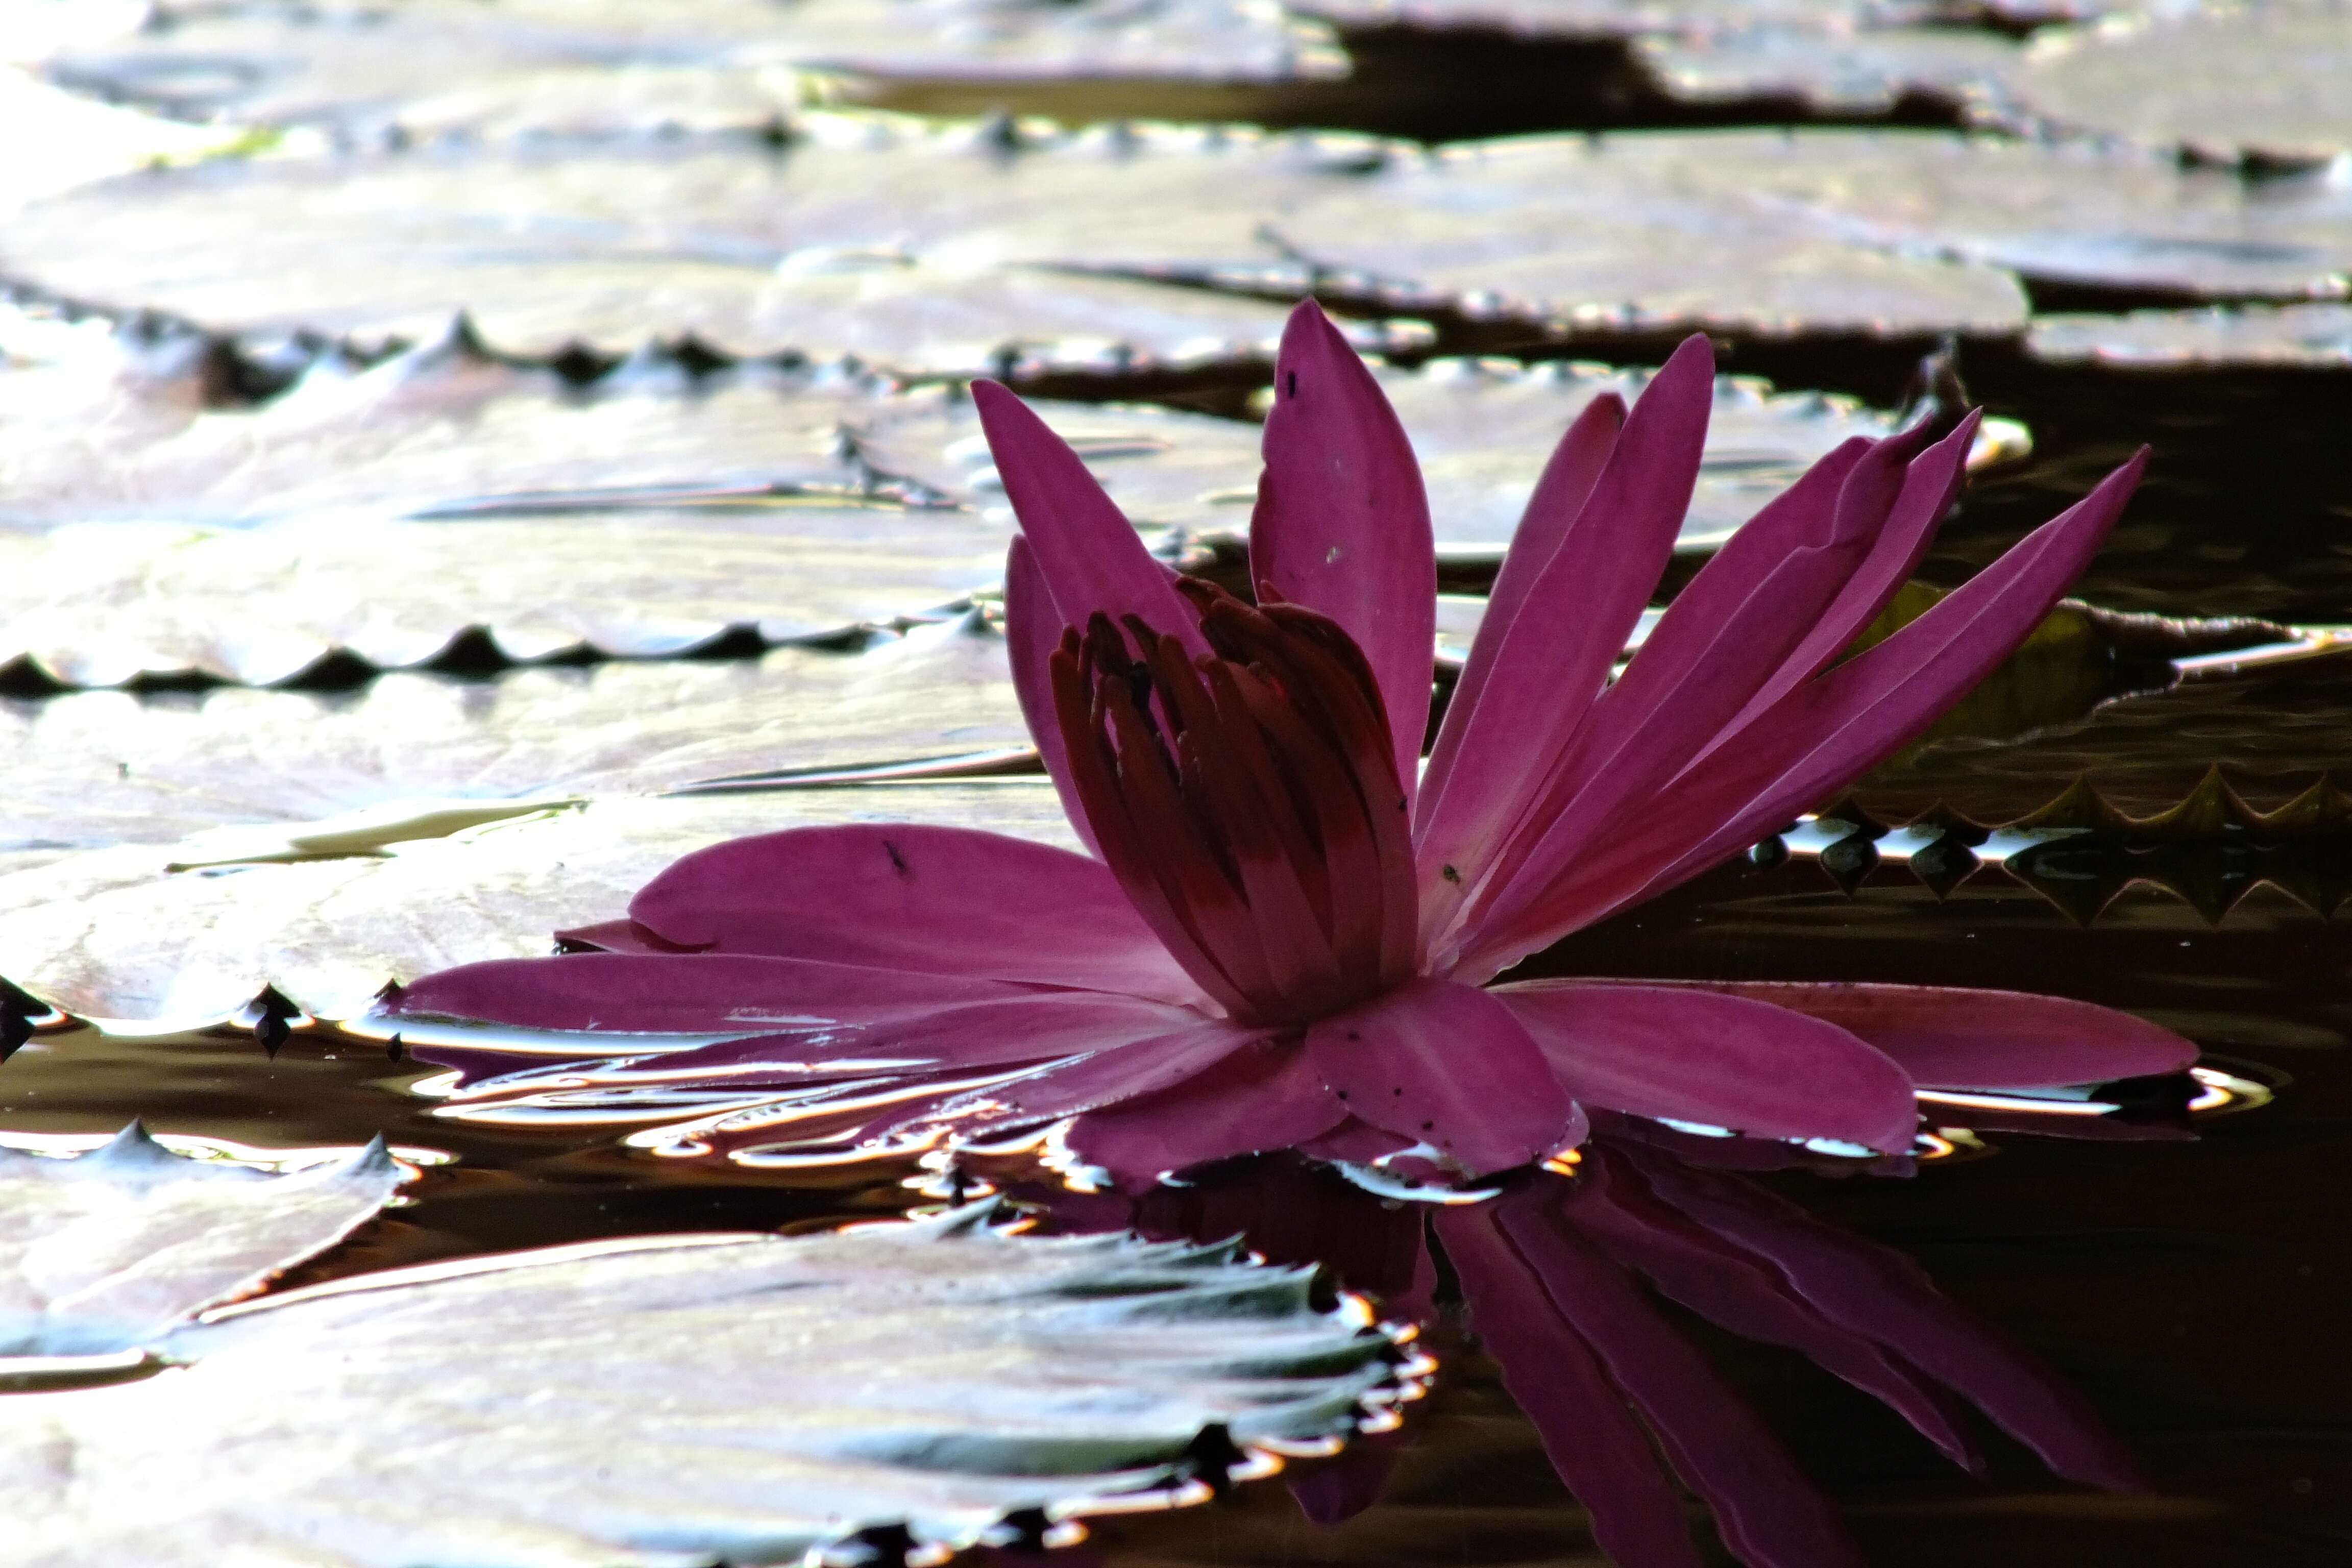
1438;1200;1710;1568
1412;337;1710;944
940;1018;1277;1126
1493;981;1919;1155
971;379;1206;657
1065;1036;1347;1188
626;823;1200;1006
1306;976;1582;1177
1563;979;2197;1091
1251;301;1436;800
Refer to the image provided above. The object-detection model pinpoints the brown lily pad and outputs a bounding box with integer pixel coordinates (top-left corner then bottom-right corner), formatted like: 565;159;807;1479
0;780;1077;1025
2027;303;2352;369
1;612;1026;856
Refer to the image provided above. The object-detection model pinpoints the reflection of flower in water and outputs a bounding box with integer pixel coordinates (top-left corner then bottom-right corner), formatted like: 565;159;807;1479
1038;1131;2143;1568
386;300;2189;1181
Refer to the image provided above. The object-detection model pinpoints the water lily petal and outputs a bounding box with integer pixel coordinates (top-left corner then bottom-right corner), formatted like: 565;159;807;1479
1064;1036;1348;1187
387;952;1197;1071
625;823;1201;1006
1251;301;1436;799
1439;1200;1711;1568
1492;1192;1868;1568
1626;1143;2143;1490
1459;449;2146;974
1493;981;1919;1154
1005;534;1101;859
1412;336;1711;943
1306;976;1582;1175
941;1019;1277;1126
1572;1147;1982;1471
971;379;1206;656
1565;979;2197;1090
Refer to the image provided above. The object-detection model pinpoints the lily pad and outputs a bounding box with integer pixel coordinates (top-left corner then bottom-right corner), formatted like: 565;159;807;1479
1;613;1027;854
39;0;1341;139
1635;24;2020;116
0;1201;1396;1567
0;116;1403;365
2027;303;2352;368
0;1123;401;1358
0;781;1076;1026
2001;2;2352;165
0;501;1015;688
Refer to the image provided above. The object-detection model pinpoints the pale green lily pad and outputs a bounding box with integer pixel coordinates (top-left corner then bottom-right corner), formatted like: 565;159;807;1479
0;781;1076;1025
1635;25;2020;116
0;115;1401;365
2027;303;2352;369
0;1201;1396;1568
2002;2;2352;165
39;0;1341;139
0;503;1014;687
1;614;1026;855
0;1123;401;1359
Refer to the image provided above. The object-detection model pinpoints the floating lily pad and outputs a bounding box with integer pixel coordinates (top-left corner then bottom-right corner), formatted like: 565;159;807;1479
0;1201;1395;1566
39;0;1341;139
0;1123;400;1358
1;614;1027;855
0;116;1401;365
2002;2;2352;165
2027;304;2352;369
0;501;1015;687
1635;24;2019;116
0;781;1076;1025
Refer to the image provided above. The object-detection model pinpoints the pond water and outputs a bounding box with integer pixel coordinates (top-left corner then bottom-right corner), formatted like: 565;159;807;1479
6;5;2352;1564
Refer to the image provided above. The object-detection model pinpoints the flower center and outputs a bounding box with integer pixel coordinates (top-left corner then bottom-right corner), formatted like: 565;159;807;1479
1049;582;1419;1025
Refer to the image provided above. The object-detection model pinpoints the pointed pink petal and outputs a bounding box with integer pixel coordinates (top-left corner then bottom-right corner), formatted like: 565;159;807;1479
1458;449;2147;975
626;823;1200;1006
1064;1036;1347;1188
1438;1201;1710;1568
1627;1144;2143;1490
1412;336;1713;944
1005;535;1101;859
388;953;1199;1071
1574;1146;1981;1471
551;918;693;954
1493;1190;1868;1568
1252;301;1436;799
971;379;1206;656
1415;391;1623;852
1305;977;1581;1176
947;1019;1275;1125
1297;1118;1414;1165
1493;980;1920;1153
1572;979;2196;1090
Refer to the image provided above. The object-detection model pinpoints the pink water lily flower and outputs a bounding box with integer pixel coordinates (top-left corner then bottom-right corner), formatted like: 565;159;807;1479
391;302;2194;1182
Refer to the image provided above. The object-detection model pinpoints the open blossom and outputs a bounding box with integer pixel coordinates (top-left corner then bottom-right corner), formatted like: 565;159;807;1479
389;301;2194;1182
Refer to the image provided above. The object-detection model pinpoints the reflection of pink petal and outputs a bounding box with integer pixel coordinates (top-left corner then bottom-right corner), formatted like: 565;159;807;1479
1492;1190;1866;1568
1628;1143;2143;1490
1307;977;1580;1176
970;379;1206;657
1065;1037;1346;1188
1287;1435;1402;1528
1416;339;1711;952
1440;1199;1710;1568
1252;301;1435;801
1499;980;1917;1153
1573;1148;1982;1472
1578;978;2197;1090
627;822;1200;1005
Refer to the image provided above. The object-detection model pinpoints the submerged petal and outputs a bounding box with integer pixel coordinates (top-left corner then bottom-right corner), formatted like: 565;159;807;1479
1569;979;2197;1091
1493;981;1921;1154
625;823;1202;1006
1064;1035;1348;1187
1305;977;1582;1176
1252;301;1436;800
